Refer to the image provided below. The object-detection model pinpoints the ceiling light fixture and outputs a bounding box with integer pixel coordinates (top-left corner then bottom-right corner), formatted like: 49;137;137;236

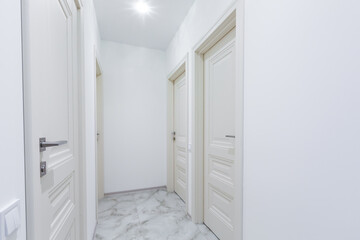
134;0;151;15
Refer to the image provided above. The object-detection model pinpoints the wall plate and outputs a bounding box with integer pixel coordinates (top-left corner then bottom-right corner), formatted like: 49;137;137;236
0;199;20;240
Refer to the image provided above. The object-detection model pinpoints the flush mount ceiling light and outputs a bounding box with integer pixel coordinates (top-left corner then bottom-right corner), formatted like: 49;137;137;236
134;0;151;15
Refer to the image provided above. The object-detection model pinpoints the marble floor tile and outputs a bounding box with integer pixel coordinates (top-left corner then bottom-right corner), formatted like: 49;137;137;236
94;188;219;240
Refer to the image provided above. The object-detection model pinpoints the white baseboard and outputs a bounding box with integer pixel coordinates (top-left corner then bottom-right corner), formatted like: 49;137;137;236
104;186;166;196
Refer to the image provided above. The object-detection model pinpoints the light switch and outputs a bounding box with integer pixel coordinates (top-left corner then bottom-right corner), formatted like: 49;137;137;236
5;206;20;236
12;207;20;230
4;210;15;236
0;199;20;239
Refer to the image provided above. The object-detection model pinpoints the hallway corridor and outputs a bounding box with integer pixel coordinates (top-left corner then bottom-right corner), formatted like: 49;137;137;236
95;189;218;240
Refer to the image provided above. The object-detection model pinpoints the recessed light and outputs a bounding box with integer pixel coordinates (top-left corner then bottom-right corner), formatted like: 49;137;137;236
134;1;151;15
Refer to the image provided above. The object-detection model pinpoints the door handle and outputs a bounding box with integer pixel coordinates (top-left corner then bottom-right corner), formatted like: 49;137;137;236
225;135;235;138
39;137;67;152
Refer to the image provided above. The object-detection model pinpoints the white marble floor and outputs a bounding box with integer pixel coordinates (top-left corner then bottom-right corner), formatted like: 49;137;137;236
94;188;219;240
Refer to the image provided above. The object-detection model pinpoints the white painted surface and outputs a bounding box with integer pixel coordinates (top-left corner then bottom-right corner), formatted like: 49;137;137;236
243;1;360;239
174;72;188;202
94;0;195;50
0;1;26;239
166;0;237;216
101;41;167;193
82;1;102;238
204;27;236;240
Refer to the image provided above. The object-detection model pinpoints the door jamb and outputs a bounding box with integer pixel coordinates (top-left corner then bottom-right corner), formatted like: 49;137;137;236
77;3;87;239
166;54;189;212
191;3;244;238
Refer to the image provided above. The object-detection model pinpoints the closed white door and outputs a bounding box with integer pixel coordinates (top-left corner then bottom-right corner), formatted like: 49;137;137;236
173;72;188;202
23;0;79;239
204;27;236;240
97;75;104;200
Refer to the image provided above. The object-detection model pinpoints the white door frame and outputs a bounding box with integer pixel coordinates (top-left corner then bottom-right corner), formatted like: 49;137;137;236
191;2;244;238
75;1;93;239
167;55;189;211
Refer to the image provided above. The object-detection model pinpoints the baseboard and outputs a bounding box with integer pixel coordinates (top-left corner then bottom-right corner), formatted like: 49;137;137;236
104;185;166;196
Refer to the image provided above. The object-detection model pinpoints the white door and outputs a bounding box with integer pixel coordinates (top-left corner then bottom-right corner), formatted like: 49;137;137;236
97;75;104;200
23;0;79;239
204;27;236;240
173;72;188;202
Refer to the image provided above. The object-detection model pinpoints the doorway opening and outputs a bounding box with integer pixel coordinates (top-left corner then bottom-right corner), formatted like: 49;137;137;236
192;5;244;240
95;57;104;218
167;56;189;212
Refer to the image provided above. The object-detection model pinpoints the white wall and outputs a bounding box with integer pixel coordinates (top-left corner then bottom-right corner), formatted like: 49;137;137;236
82;0;102;238
0;1;26;240
166;0;237;215
101;41;167;193
167;0;360;239
243;0;360;239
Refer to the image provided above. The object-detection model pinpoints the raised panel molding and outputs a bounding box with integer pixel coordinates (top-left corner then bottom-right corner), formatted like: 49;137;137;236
59;0;73;18
209;155;234;185
49;174;75;240
208;186;234;230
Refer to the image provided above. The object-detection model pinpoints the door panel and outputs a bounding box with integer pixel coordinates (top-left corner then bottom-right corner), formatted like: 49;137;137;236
174;72;188;202
97;76;105;200
204;27;236;240
23;0;79;239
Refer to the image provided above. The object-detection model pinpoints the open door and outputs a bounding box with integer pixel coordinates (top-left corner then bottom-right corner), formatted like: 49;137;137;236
96;69;104;200
22;0;80;239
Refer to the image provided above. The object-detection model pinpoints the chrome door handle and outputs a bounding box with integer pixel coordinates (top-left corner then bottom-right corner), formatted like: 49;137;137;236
39;137;67;152
225;135;235;138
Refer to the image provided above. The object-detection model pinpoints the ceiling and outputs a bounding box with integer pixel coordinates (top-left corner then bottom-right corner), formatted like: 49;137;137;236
94;0;196;50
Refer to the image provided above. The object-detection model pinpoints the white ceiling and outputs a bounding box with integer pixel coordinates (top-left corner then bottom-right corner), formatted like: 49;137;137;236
94;0;195;50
